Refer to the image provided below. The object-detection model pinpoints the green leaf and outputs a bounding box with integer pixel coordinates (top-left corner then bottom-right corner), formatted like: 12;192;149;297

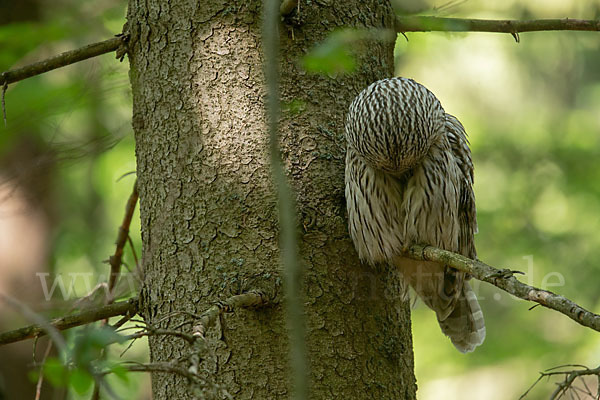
27;369;40;383
110;364;130;383
72;325;127;366
43;357;67;387
69;368;94;395
0;22;70;71
302;30;358;74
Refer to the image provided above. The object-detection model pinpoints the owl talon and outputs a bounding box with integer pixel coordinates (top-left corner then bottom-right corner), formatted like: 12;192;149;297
486;268;524;280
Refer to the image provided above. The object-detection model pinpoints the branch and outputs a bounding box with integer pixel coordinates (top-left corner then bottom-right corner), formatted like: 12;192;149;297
0;298;138;346
547;366;600;400
395;16;600;39
105;362;199;382
127;327;196;345
520;364;600;399
107;179;139;299
114;362;234;397
405;245;600;333
0;35;127;87
34;342;53;400
0;293;66;352
192;291;268;338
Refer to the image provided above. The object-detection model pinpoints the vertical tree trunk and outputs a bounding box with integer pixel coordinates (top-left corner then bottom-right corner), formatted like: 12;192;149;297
127;0;416;398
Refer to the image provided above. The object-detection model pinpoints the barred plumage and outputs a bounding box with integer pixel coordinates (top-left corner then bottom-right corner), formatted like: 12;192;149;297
344;77;485;353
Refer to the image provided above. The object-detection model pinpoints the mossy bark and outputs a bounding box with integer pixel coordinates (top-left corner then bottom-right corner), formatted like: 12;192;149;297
126;0;416;398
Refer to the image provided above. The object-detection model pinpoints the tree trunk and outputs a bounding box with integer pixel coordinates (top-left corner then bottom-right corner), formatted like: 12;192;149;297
126;0;416;398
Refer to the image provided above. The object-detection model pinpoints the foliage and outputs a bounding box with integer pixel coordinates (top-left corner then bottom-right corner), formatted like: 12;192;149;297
395;2;600;399
1;0;600;399
0;0;143;398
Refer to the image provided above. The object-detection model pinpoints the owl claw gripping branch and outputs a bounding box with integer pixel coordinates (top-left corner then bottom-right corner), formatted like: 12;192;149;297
344;77;485;353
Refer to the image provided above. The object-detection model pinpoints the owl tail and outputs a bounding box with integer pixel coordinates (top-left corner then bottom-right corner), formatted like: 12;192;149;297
437;282;486;353
396;257;486;352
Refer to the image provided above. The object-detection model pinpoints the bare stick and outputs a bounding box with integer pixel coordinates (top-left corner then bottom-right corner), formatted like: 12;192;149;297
519;365;600;399
1;82;6;126
34;341;53;400
396;16;600;35
107;179;139;299
91;180;138;400
0;35;126;87
405;245;600;333
193;291;267;338
98;361;199;381
127;327;196;345
0;293;66;351
0;298;138;346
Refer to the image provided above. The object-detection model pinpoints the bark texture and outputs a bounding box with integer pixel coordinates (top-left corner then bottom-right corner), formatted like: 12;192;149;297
126;0;416;398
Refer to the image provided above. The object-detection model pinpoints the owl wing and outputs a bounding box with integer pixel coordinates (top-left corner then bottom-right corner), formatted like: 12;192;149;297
445;113;477;259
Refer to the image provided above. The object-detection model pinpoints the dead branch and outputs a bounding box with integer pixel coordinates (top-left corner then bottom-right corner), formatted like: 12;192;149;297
0;35;127;87
107;179;139;300
96;361;200;382
396;16;600;36
127;327;196;345
0;298;138;346
0;293;66;352
520;364;600;399
405;245;600;333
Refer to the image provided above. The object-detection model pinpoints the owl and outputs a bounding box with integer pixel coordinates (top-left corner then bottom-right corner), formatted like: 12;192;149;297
344;77;485;352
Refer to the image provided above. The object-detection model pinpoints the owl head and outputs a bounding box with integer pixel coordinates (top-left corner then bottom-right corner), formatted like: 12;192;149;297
345;77;446;175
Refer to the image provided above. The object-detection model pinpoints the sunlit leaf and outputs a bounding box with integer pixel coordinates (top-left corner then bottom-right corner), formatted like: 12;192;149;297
303;29;395;75
302;30;359;74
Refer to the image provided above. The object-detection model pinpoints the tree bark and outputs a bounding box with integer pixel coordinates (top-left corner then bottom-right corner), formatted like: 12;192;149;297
126;0;416;398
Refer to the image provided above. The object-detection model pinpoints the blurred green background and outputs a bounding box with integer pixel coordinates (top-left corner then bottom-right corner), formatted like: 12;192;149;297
0;0;146;399
398;1;600;399
1;0;599;399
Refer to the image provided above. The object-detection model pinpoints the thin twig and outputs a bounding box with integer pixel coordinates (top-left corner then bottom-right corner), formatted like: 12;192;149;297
127;235;140;267
0;298;138;346
264;0;309;399
107;179;139;300
1;82;7;126
0;35;127;87
127;328;196;345
103;362;199;381
34;341;53;400
125;362;197;380
404;245;600;332
520;365;600;399
110;362;234;398
549;367;600;400
395;16;600;36
192;291;268;338
91;180;138;399
111;313;133;330
0;293;66;352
